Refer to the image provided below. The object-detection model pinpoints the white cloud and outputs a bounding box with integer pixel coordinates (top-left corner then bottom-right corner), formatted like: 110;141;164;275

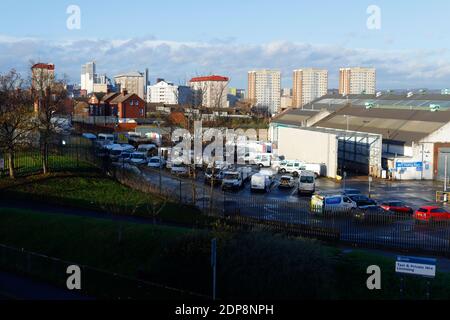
0;35;449;89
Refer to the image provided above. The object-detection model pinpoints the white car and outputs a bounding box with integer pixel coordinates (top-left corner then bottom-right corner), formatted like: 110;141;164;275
148;156;166;169
128;152;149;166
171;163;189;176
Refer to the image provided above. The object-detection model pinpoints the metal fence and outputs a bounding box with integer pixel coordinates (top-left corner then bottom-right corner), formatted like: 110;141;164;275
0;136;100;178
114;164;450;257
0;244;209;300
2;137;449;257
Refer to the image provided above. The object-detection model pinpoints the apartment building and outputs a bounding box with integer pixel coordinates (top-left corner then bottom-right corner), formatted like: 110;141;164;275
292;68;328;108
114;72;145;100
81;62;96;95
248;69;281;115
147;80;178;104
188;75;229;109
339;67;376;96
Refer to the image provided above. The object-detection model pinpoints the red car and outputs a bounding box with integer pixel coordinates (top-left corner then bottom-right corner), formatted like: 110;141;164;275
414;206;450;224
380;201;413;216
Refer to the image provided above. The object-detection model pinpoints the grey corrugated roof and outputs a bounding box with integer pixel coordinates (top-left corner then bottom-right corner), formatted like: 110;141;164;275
313;105;450;145
272;108;320;126
302;93;450;111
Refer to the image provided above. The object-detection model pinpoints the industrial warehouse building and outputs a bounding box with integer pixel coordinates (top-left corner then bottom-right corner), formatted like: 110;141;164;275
270;94;450;180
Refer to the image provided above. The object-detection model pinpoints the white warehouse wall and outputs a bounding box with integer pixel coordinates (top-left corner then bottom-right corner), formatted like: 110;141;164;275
274;126;338;178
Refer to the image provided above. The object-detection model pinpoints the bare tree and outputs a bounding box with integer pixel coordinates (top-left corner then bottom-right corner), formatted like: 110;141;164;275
30;62;69;174
0;70;36;179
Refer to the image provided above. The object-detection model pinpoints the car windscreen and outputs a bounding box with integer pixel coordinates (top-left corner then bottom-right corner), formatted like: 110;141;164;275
300;176;314;183
224;174;239;180
388;202;405;207
356;200;376;206
150;158;160;163
110;150;122;155
431;208;447;213
132;154;146;159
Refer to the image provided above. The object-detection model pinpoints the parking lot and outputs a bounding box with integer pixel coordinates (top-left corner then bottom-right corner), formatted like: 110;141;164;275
127;162;449;254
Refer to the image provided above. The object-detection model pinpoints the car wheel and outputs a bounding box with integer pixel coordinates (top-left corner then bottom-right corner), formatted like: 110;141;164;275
281;169;286;174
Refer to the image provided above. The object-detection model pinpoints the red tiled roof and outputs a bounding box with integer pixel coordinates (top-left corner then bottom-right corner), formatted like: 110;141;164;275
32;63;55;70
189;75;229;82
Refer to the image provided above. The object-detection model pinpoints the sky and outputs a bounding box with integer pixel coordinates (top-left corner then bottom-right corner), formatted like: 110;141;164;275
1;0;450;89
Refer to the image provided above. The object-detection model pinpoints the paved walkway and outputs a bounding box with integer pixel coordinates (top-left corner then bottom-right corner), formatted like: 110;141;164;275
0;271;92;300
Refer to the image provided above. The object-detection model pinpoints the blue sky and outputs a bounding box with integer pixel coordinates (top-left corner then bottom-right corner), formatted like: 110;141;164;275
1;0;450;89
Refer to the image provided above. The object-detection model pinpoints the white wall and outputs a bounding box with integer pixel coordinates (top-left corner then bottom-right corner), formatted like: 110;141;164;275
274;126;338;178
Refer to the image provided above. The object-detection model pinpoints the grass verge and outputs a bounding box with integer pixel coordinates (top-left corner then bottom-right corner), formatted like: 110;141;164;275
1;174;213;227
0;208;449;300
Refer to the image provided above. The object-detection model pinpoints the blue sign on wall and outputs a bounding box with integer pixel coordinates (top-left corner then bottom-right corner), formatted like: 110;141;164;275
396;162;423;169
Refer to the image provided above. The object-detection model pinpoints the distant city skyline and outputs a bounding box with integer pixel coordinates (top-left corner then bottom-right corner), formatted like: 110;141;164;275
1;1;450;89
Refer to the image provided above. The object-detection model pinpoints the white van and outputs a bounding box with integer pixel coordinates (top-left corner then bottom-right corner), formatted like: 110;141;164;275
109;144;135;161
303;163;323;178
254;153;272;168
251;173;271;192
137;144;157;157
311;192;357;215
298;171;316;195
279;160;304;177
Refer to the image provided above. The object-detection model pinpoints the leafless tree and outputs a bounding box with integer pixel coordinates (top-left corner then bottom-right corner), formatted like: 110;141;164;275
30;62;69;174
0;70;36;179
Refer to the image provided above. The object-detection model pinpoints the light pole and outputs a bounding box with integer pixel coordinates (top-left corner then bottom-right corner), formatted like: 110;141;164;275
155;121;162;195
445;154;448;192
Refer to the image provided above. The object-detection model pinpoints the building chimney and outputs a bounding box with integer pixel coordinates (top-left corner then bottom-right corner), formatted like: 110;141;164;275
122;89;128;95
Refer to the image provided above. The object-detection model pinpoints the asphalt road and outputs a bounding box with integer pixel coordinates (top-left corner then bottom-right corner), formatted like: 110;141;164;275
139;165;450;254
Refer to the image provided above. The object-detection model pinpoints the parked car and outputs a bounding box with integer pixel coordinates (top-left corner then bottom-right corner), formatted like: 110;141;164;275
205;162;229;185
311;192;356;215
278;160;304;177
147;156;166;169
254;153;272;168
278;175;296;189
171;163;189;176
96;133;115;148
118;150;134;164
109;145;135;162
349;195;378;210
222;167;252;191
302;163;323;178
128;152;149;166
414;206;450;224
251;173;272;193
298;171;316;195
82;133;97;141
137;144;157;157
342;189;362;196
270;156;285;172
380;200;414;217
352;206;393;224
